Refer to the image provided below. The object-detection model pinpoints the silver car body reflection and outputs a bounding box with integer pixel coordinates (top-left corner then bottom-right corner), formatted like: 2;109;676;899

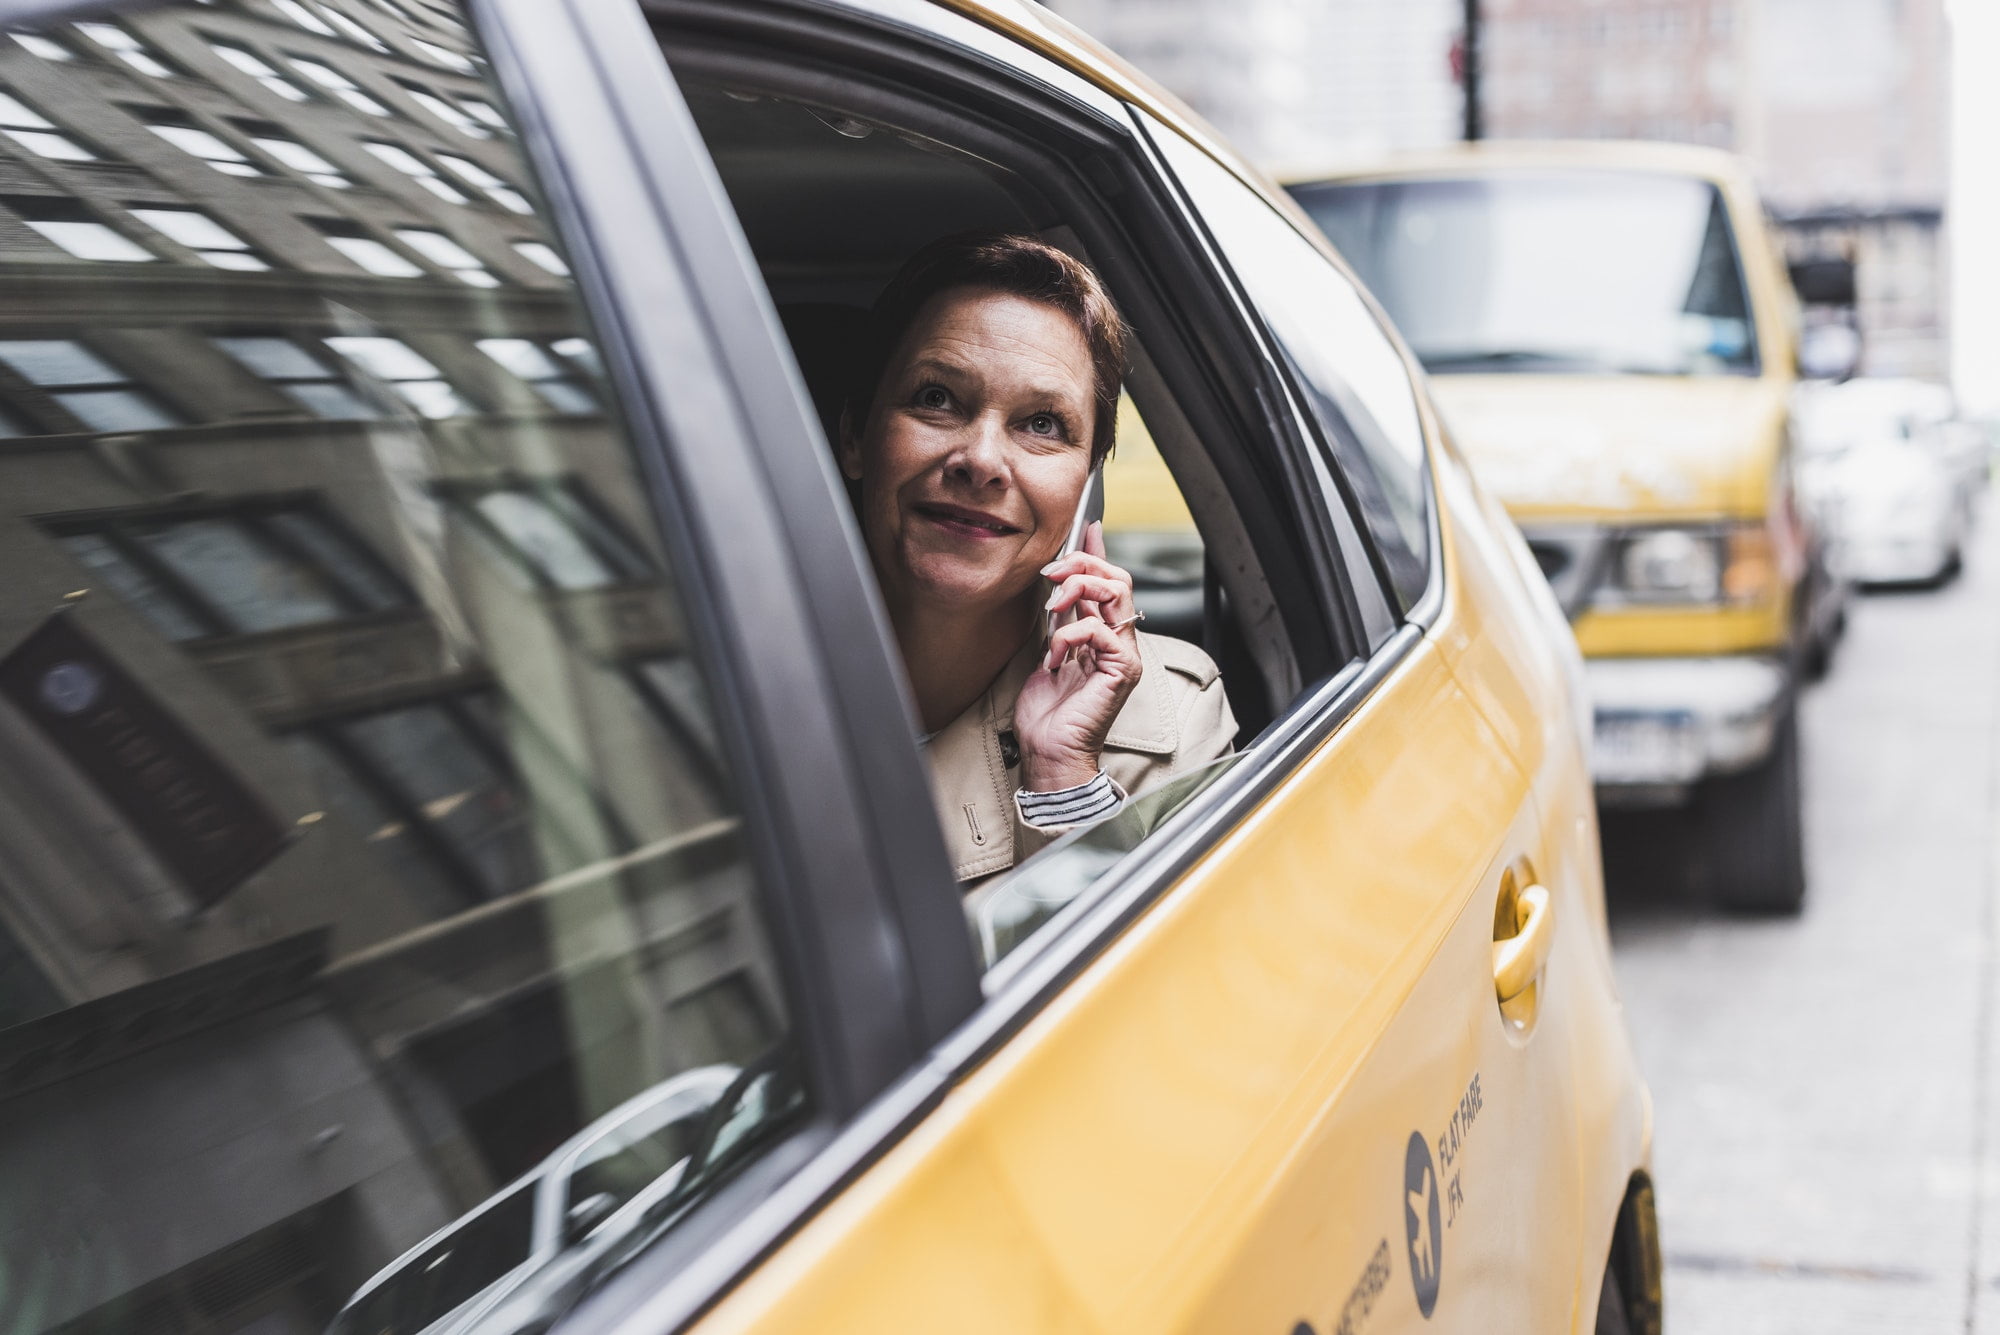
328;1065;739;1335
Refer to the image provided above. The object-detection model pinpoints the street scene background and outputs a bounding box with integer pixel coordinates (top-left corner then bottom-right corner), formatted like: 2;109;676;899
1043;0;1994;1330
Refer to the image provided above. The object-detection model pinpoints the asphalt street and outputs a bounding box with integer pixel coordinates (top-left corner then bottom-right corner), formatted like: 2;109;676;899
1605;499;2000;1332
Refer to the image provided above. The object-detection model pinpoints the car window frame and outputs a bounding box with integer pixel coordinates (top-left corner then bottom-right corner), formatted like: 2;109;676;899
1133;111;1448;635
551;3;1434;1332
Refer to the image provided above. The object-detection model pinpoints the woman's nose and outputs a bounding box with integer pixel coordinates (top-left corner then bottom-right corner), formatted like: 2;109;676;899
945;413;1011;487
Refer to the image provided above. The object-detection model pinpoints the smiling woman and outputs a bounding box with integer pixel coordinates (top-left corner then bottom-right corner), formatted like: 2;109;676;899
834;233;1235;884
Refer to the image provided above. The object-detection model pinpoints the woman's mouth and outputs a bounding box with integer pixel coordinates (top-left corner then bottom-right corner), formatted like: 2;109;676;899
912;502;1021;539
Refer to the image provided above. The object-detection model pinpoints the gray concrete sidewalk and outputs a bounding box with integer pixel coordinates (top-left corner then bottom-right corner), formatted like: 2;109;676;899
1607;506;2000;1332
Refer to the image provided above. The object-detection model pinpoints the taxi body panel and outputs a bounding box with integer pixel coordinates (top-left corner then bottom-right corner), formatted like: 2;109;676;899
698;522;1619;1335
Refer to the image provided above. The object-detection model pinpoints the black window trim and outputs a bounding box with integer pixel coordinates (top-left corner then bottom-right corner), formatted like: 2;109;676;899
1132;108;1450;635
477;0;952;1194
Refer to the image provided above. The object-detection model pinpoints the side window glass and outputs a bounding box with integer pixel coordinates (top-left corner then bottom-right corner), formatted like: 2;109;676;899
0;5;803;1332
1149;123;1434;612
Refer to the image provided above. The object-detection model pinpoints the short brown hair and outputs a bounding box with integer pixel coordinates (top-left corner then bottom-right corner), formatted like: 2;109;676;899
848;232;1129;467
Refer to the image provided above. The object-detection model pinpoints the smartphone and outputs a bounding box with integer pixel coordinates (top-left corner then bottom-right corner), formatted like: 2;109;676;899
1043;465;1105;647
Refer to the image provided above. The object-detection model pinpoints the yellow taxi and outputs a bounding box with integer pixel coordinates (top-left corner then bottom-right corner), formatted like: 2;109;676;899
0;2;1653;1334
1285;143;1843;914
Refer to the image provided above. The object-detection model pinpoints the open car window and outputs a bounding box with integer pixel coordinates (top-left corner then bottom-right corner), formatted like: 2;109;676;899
662;54;1338;967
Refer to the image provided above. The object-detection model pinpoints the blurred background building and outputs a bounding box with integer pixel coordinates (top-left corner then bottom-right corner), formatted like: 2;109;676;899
1045;0;1462;165
1050;0;1954;381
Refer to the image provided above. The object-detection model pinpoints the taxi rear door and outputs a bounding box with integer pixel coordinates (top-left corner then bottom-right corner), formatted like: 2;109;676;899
1142;115;1589;1331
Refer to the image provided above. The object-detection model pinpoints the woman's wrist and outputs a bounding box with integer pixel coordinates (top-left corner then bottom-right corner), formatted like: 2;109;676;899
1018;748;1100;794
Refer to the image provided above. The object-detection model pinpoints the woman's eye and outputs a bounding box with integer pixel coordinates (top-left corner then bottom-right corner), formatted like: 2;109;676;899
1026;413;1061;438
915;385;952;410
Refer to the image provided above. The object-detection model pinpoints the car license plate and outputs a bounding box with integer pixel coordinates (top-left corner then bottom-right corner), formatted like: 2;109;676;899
1592;711;1702;785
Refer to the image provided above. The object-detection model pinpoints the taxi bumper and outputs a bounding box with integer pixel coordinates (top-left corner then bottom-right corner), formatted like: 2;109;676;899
1587;655;1788;805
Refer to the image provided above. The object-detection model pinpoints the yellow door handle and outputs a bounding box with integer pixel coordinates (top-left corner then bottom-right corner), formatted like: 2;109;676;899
1492;883;1553;1003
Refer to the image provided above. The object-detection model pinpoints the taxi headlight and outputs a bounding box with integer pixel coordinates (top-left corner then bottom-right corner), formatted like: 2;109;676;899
1601;524;1774;606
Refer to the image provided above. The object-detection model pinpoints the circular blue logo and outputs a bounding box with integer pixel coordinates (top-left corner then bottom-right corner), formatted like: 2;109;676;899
38;660;103;716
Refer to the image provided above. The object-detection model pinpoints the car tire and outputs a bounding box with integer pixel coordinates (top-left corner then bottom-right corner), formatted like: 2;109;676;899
1598;1176;1664;1335
1696;705;1806;915
1594;1260;1631;1335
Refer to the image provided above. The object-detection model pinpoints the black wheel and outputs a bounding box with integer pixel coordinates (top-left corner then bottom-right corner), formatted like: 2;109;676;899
1694;705;1806;915
1598;1177;1664;1335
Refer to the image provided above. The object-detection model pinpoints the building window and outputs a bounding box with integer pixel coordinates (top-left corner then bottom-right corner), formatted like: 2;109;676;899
8;31;77;62
320;7;388;51
235;121;348;186
436;153;530;213
476;337;597;415
453;480;650;590
46;499;411;642
393;227;497;286
313;219;422;276
324;334;472;417
0;89;96;161
128;207;269;270
139;112;264;177
213;334;379;418
271;0;339;38
209;41;313;101
511;240;567;276
5;198;154;262
72;22;177;77
287;694;541;904
361;140;467;202
393;79;487;138
287;55;391;115
0;338;180;432
458;95;507;132
410;37;474;74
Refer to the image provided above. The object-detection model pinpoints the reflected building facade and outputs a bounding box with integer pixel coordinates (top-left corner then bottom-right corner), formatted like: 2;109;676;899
0;3;786;1332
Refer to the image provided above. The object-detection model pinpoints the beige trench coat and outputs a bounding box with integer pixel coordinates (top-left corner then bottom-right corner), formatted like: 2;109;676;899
923;629;1237;884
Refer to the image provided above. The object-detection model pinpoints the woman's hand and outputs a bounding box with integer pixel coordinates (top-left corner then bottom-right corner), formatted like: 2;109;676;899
1012;521;1143;794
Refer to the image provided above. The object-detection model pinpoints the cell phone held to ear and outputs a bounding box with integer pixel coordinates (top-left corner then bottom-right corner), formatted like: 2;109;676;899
1043;465;1104;649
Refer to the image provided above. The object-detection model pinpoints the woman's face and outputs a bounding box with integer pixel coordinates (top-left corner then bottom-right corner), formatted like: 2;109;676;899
842;286;1096;619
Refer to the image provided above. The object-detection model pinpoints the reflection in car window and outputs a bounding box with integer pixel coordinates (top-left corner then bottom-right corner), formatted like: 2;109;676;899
968;755;1242;971
0;5;803;1333
1151;125;1433;612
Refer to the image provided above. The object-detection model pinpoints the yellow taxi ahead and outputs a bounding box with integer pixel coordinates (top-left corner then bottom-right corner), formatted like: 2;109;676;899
1284;141;1842;914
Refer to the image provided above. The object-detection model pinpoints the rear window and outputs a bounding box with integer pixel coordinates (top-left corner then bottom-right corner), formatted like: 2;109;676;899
1291;169;1759;377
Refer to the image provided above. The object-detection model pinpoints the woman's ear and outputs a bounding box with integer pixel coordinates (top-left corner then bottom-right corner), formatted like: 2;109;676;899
836;405;863;481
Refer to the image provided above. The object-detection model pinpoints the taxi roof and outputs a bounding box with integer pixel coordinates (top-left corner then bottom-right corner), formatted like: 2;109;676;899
1273;139;1754;190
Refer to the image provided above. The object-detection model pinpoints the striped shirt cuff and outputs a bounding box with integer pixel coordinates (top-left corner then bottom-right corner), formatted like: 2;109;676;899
1015;771;1125;829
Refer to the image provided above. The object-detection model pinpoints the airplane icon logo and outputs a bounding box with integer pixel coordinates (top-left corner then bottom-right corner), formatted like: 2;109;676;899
1403;1131;1443;1317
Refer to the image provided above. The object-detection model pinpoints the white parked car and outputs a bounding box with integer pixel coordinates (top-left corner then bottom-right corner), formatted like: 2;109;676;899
1796;378;1978;586
327;1065;750;1335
